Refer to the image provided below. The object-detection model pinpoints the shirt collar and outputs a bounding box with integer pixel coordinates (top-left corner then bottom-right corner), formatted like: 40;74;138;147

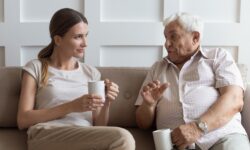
199;46;209;59
189;46;209;60
163;46;208;65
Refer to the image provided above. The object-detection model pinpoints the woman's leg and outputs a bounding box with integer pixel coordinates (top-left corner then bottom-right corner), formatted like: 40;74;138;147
28;125;135;150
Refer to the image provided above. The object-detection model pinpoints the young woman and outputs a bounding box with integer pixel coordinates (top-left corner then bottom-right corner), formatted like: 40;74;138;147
17;8;135;150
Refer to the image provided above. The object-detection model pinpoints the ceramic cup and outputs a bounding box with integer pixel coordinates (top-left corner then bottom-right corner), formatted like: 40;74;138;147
88;80;105;102
153;128;173;150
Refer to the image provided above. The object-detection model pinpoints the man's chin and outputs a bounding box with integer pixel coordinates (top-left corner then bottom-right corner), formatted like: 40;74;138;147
167;56;175;62
74;54;84;59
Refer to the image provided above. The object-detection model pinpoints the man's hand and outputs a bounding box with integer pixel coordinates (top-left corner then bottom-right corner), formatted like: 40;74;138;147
141;80;169;106
171;122;203;150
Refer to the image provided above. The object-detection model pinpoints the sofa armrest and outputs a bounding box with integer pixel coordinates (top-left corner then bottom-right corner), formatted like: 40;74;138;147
242;84;250;138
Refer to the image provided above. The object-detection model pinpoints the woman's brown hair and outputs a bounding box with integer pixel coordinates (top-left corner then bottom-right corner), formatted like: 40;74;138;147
38;8;88;86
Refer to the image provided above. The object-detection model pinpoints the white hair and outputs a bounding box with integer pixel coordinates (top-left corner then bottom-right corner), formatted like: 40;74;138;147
163;12;204;40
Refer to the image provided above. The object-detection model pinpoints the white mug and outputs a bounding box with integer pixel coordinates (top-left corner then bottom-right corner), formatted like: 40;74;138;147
153;129;173;150
88;80;105;102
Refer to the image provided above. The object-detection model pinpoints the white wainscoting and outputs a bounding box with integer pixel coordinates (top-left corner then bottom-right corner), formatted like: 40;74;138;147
20;0;84;22
0;0;250;82
0;46;4;67
20;46;43;66
100;46;163;67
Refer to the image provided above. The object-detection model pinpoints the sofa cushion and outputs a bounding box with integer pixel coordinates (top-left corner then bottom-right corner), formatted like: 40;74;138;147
0;66;149;128
237;64;248;88
242;84;250;139
98;67;148;127
0;128;27;150
98;64;248;127
0;67;22;127
0;64;247;128
126;128;155;150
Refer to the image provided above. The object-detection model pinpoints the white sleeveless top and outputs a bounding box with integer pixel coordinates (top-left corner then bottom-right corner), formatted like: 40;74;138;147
23;59;100;128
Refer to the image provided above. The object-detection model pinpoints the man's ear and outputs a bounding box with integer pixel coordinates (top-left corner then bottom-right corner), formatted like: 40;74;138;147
54;35;62;46
192;31;200;44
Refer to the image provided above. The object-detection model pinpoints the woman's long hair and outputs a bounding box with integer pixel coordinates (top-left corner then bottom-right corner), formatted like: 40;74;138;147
38;8;88;86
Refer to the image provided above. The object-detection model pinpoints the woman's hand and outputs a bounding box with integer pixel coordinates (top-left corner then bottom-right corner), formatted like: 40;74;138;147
71;94;104;112
92;79;119;126
105;79;119;102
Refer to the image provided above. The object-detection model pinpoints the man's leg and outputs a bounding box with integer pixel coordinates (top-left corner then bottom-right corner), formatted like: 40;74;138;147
28;125;135;150
210;133;250;150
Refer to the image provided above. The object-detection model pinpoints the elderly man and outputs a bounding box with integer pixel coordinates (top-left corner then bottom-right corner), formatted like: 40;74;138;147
135;13;250;150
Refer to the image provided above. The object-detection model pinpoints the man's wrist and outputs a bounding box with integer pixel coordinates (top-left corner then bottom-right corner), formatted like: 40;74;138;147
142;101;157;108
195;119;208;134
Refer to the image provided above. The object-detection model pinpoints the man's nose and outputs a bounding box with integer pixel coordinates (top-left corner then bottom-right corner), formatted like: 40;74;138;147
165;39;171;48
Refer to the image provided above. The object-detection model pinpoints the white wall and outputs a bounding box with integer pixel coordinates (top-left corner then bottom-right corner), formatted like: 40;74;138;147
0;0;250;82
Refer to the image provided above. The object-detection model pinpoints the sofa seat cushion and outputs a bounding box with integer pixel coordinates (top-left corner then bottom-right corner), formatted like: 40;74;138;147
0;128;27;150
126;128;155;150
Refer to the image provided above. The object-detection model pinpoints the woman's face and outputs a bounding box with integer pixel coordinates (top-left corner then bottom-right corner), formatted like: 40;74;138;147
56;21;88;58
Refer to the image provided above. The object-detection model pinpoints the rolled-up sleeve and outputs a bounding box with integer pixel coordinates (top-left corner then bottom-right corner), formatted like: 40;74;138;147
214;49;245;91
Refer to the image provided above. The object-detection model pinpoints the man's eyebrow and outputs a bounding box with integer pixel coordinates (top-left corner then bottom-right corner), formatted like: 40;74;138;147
169;30;176;34
164;30;176;37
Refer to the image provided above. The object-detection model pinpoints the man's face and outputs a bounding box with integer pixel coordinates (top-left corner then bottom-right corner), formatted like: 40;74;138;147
164;21;199;65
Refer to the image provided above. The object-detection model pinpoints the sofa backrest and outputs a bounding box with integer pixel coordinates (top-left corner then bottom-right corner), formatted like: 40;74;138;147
98;67;148;127
0;64;248;128
0;67;22;127
0;66;148;128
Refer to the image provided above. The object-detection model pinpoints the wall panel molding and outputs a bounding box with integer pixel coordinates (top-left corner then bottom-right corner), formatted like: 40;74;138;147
0;46;5;67
100;46;162;67
0;0;3;22
101;0;163;22
180;0;240;23
20;46;43;66
20;0;84;22
0;0;250;81
163;0;250;81
0;0;85;66
85;0;165;66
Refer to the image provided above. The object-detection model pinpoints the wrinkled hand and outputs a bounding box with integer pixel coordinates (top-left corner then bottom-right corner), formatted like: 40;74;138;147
71;94;104;112
105;79;119;102
171;122;202;150
141;80;169;106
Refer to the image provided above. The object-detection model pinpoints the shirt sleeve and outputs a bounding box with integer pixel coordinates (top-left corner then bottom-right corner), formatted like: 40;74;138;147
80;62;101;81
214;48;245;90
91;67;101;81
22;59;42;85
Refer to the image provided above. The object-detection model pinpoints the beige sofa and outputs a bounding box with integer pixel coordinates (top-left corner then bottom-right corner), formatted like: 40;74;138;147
0;66;249;150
